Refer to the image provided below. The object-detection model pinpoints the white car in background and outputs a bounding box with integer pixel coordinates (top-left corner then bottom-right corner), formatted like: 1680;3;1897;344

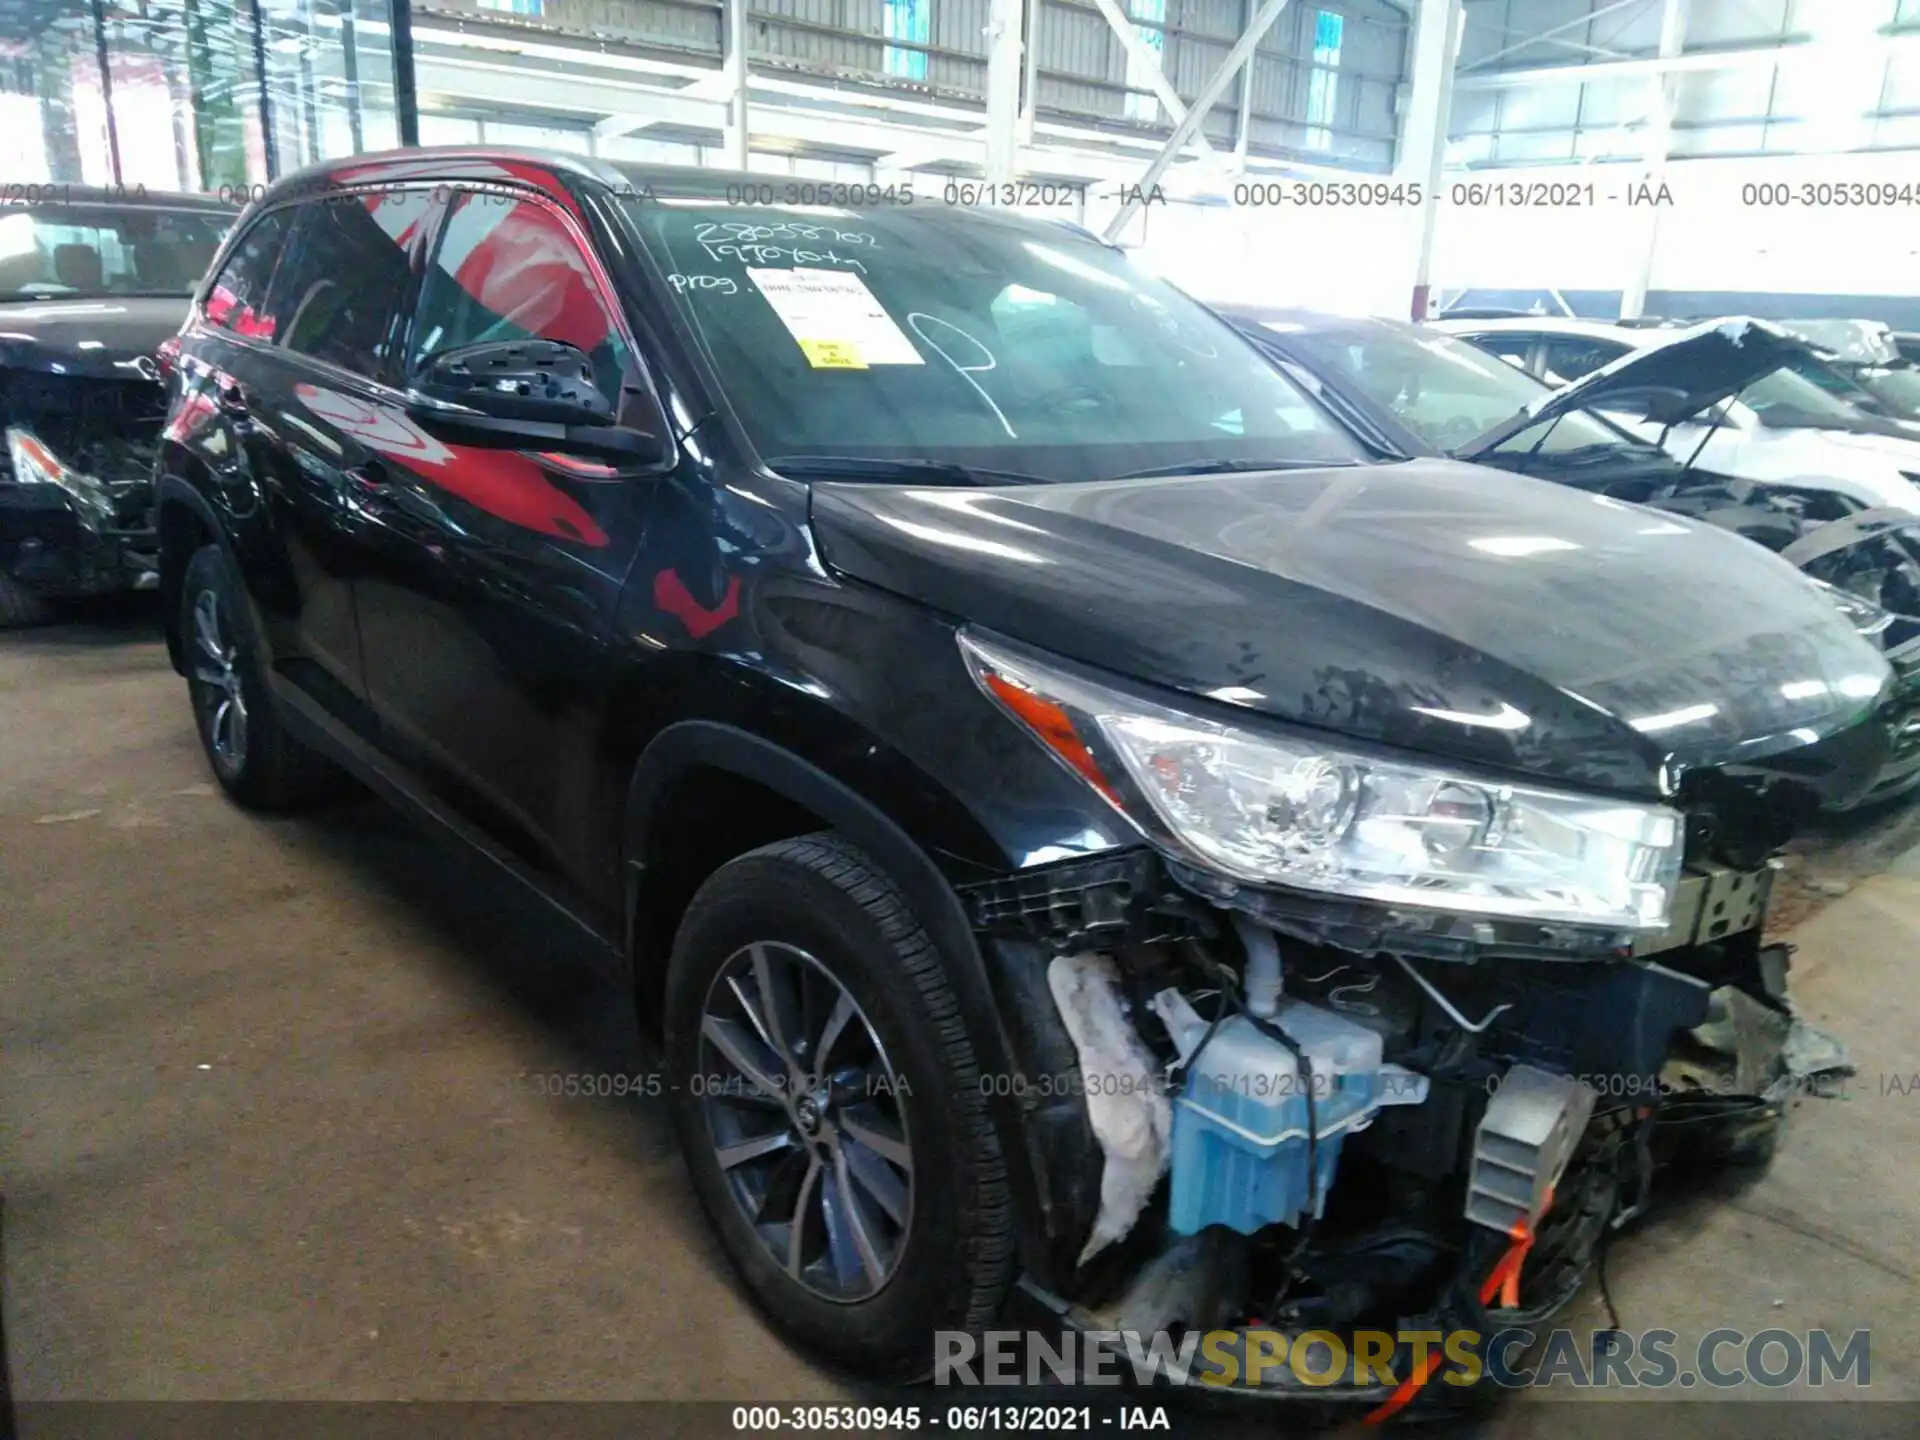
1434;314;1920;516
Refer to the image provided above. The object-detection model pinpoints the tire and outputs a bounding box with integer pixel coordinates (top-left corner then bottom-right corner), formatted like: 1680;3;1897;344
0;571;51;629
665;833;1016;1380
179;543;337;810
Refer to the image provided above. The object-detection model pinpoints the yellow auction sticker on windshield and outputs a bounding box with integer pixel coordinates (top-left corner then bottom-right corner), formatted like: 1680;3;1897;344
798;339;867;369
750;267;923;368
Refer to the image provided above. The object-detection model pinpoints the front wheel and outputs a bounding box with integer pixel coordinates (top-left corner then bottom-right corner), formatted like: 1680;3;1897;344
0;571;51;628
664;833;1016;1380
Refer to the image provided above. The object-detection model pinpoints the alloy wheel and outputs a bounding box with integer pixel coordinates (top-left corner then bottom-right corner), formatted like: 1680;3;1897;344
191;587;248;770
697;940;915;1302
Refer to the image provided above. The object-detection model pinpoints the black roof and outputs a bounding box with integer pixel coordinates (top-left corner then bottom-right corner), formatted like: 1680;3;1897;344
268;145;789;206
259;145;1100;240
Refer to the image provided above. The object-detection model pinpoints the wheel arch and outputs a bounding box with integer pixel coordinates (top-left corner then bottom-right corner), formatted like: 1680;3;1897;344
623;720;1055;1281
154;465;224;674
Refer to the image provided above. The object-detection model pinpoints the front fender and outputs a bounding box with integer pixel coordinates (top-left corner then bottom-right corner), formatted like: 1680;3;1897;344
623;719;1085;1286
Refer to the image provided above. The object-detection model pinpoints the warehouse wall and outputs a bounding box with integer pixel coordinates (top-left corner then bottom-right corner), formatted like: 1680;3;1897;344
1429;150;1920;326
415;0;1411;171
1453;0;1920;164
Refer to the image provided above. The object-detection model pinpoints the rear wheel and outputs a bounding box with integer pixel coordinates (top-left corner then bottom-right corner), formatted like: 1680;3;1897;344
665;833;1015;1379
180;543;337;810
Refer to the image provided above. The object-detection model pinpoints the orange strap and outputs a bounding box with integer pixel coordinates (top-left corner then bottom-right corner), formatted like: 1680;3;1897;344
1361;1186;1557;1426
1362;1344;1446;1427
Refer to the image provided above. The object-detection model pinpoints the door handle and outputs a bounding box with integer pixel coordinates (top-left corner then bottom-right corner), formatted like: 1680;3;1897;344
344;460;391;497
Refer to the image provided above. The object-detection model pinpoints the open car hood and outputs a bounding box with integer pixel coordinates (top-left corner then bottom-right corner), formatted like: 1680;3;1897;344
1465;317;1821;455
1771;319;1902;367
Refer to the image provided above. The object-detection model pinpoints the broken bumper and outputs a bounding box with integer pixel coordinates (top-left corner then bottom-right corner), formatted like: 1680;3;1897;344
969;845;1844;1423
0;425;158;598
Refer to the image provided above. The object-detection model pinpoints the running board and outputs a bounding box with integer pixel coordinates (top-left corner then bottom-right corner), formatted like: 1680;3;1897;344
270;674;622;962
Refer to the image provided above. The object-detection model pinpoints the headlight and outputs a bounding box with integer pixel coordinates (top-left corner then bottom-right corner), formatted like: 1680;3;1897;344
1809;577;1896;638
961;631;1683;931
6;426;115;527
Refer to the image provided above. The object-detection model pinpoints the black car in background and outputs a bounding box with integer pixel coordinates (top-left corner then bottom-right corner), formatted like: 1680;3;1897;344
0;187;234;625
156;149;1895;1412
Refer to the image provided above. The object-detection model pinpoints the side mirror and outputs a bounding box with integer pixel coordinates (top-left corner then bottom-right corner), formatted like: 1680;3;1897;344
407;339;671;464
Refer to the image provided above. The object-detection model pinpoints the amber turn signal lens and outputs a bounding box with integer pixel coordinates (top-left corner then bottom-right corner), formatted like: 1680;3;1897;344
982;670;1125;809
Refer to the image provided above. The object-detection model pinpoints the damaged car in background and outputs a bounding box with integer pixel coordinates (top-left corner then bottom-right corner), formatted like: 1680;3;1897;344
159;155;1883;1423
1228;308;1920;805
1427;313;1920;626
0;188;233;625
1768;317;1920;426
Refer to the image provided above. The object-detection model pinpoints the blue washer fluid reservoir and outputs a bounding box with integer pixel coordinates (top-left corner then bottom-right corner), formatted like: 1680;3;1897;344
1151;990;1426;1236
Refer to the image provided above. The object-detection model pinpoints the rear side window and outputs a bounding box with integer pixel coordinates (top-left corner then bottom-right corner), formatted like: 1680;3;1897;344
410;190;639;416
1540;336;1626;385
203;207;292;340
1468;332;1535;371
269;189;432;379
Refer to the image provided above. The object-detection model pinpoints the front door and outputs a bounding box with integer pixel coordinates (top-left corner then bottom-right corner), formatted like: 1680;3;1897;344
351;184;667;902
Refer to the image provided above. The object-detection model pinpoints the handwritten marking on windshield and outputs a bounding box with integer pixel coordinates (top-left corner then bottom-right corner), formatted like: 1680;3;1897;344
694;221;878;247
667;274;740;295
694;221;878;272
702;242;870;271
907;313;1015;439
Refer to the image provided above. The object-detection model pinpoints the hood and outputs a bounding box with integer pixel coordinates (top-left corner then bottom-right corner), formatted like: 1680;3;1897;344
0;297;189;379
813;459;1897;804
1468;318;1819;453
1743;426;1920;512
1771;319;1902;367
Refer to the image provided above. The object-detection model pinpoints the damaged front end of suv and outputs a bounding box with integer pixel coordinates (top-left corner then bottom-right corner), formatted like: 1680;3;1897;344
0;190;233;625
814;466;1890;1420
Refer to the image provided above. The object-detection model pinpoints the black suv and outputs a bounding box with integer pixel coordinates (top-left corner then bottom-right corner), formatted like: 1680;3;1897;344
0;186;234;624
158;149;1890;1408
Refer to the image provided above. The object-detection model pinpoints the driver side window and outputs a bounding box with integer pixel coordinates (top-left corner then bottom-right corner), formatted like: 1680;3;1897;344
270;189;433;379
412;190;643;423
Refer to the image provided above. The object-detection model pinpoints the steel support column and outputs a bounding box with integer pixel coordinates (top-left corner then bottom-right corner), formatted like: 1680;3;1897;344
90;0;123;184
1018;0;1041;145
724;0;750;168
1399;0;1463;320
985;0;1024;183
1100;0;1292;241
247;0;279;174
341;0;364;154
390;0;420;147
1233;0;1255;171
1620;0;1686;320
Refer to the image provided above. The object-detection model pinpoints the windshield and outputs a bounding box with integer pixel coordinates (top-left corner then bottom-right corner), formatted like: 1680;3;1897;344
1736;364;1875;426
1855;366;1920;420
624;201;1362;480
1278;322;1640;457
0;205;230;298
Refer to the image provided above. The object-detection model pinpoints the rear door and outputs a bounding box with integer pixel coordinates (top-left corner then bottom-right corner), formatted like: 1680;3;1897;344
177;196;422;713
351;183;667;894
237;186;435;716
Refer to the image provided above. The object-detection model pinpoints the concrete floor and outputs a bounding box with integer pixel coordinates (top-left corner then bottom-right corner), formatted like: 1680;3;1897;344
4;609;1920;1436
